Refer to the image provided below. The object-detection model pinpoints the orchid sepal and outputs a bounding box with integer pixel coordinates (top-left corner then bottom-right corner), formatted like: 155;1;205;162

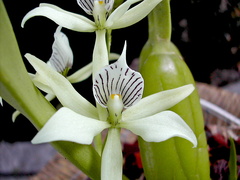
21;3;96;32
101;128;122;180
25;53;98;119
67;63;92;83
31;107;110;144
122;84;195;121
119;111;197;148
106;0;163;29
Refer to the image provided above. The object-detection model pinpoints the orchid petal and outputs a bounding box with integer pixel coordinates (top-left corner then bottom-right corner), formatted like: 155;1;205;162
32;107;110;144
105;0;141;27
25;53;98;119
47;26;73;73
109;52;120;60
108;0;163;29
0;97;2;106
12;110;20;122
32;73;54;94
101;128;122;180
93;42;143;108
45;93;56;102
123;84;194;121
120;111;197;147
67;52;119;84
67;63;92;83
21;3;96;32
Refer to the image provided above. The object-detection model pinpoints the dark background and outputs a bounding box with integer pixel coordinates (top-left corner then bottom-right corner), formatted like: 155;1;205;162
1;0;239;142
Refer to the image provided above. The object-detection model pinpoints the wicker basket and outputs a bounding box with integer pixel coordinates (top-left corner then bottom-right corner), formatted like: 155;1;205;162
30;82;240;179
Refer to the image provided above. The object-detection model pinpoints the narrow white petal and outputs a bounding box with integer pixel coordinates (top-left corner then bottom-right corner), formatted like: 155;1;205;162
12;110;21;122
67;63;92;83
32;107;110;144
0;97;2;106
21;3;96;32
67;53;119;84
123;84;194;121
45;93;56;102
106;0;141;27
101;128;122;180
48;26;73;73
25;53;98;119
108;0;163;29
93;42;144;108
32;73;54;94
109;53;120;60
120;111;197;147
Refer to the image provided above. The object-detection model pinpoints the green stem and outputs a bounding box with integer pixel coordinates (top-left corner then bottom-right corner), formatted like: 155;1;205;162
148;0;171;43
229;138;238;180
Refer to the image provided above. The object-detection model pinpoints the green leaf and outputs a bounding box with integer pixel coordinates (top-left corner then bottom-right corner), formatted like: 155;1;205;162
0;1;101;179
228;138;238;180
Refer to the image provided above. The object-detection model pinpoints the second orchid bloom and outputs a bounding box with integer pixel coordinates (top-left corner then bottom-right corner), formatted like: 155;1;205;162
26;42;197;180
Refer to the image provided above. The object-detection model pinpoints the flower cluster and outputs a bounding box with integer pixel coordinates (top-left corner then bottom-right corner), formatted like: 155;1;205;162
21;0;198;179
26;42;197;180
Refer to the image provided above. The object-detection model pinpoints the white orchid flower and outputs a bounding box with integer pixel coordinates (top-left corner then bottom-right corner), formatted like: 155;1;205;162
21;0;163;31
26;43;197;180
12;26;91;122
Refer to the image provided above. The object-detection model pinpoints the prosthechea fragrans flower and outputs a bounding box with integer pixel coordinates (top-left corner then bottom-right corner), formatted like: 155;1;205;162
26;42;197;180
12;26;90;121
21;0;164;89
21;0;163;31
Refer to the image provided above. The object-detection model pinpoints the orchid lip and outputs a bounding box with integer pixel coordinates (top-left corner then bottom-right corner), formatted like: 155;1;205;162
93;43;144;108
48;26;73;74
77;0;114;15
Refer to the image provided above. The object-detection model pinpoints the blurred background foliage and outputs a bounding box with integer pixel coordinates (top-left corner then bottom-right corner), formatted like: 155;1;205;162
1;0;239;142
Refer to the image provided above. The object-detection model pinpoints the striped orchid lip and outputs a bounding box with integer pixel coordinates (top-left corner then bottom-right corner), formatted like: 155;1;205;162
77;0;114;15
93;43;144;108
47;26;73;75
